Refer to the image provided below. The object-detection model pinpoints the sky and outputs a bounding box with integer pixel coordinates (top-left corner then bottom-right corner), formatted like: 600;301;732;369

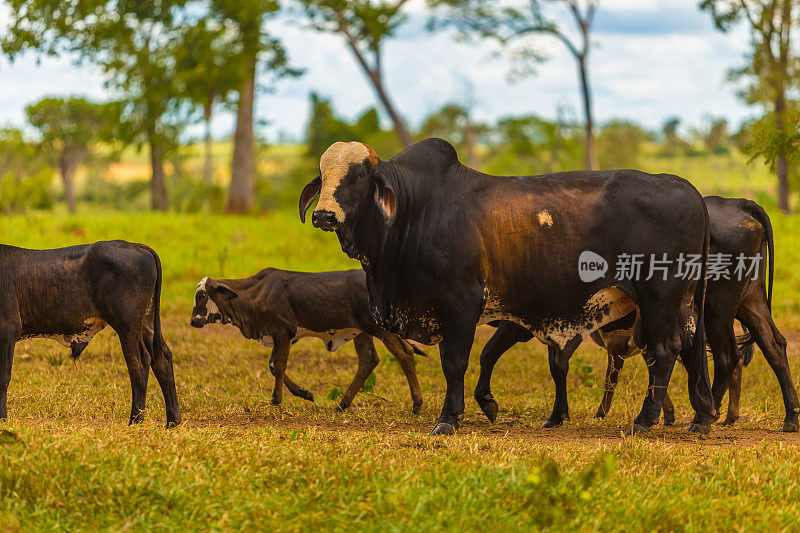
0;0;753;142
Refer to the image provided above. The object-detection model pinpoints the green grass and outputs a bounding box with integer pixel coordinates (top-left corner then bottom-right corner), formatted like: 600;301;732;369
2;151;800;529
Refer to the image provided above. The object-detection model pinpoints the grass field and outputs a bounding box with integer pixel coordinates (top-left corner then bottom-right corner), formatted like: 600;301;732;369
3;151;800;529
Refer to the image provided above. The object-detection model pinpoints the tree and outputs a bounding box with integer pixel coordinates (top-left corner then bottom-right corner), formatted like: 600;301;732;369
297;0;415;147
3;0;189;211
704;117;731;154
596;120;650;169
432;0;600;169
700;0;799;212
211;0;299;213
25;97;110;212
174;17;244;184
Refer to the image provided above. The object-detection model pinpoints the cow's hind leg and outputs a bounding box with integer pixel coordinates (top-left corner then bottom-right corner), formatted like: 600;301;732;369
0;321;20;420
723;359;743;426
142;337;181;427
738;301;799;432
379;334;423;414
337;333;380;411
118;329;149;424
475;322;532;423
706;322;739;422
542;335;582;429
595;351;626;419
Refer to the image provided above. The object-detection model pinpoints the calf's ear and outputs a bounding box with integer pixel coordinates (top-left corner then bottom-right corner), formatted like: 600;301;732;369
373;176;397;227
215;284;238;300
299;176;322;223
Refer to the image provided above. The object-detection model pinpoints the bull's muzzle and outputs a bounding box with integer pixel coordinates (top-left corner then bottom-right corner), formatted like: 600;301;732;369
312;210;339;231
190;316;205;328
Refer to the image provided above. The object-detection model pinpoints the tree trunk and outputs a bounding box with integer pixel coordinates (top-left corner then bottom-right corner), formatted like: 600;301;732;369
203;94;214;185
578;55;598;170
150;139;169;211
58;152;76;214
344;40;413;148
776;93;790;212
228;52;256;213
370;72;414;148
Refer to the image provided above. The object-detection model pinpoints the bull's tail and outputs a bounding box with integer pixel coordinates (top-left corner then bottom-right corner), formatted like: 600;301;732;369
141;245;164;363
691;204;710;372
737;328;756;366
403;340;427;357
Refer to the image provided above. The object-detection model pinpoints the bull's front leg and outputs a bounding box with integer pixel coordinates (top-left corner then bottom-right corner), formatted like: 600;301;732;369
430;321;477;436
474;322;532;423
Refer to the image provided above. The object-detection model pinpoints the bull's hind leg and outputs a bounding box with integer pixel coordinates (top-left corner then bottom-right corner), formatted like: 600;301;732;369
630;341;679;434
738;298;800;432
337;333;380;412
474;322;532;423
542;335;582;429
379;334;423;414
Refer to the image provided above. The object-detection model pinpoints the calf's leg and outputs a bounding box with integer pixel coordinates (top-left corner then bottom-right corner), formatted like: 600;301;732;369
595;351;626;419
474;322;532;423
337;333;380;411
723;359;743;426
379;334;424;414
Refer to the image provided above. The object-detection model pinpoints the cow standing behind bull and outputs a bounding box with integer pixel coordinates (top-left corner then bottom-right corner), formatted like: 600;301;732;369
190;268;424;413
301;138;715;435
477;196;800;432
0;240;180;426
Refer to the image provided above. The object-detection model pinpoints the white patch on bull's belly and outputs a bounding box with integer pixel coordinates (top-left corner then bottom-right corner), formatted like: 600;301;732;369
22;318;107;347
480;287;636;350
259;327;362;352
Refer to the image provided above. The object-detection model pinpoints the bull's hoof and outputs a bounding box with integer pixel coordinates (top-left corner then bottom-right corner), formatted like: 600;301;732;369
271;397;282;406
594;408;607;420
429;422;457;436
411;401;423;415
710;408;721;422
479;399;499;423
687;422;711;434
624;423;651;436
541;416;565;429
166;418;181;429
781;419;799;433
301;390;315;402
335;402;349;412
663;412;675;426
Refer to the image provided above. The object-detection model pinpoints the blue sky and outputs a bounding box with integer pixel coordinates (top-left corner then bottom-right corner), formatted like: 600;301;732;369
0;0;752;142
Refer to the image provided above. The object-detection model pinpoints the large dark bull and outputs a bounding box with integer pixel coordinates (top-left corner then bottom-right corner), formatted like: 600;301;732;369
300;138;714;435
476;196;800;432
0;240;180;426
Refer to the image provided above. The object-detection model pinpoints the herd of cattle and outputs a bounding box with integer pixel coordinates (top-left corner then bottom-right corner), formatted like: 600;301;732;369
0;138;796;436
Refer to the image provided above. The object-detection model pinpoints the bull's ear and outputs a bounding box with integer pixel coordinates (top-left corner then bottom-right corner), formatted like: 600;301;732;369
215;284;238;300
373;176;397;227
299;176;321;223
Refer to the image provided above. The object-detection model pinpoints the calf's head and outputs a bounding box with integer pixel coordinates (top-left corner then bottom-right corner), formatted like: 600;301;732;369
299;141;396;233
190;277;238;328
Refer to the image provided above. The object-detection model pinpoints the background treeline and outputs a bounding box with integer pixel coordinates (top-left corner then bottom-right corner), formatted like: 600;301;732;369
0;0;796;214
